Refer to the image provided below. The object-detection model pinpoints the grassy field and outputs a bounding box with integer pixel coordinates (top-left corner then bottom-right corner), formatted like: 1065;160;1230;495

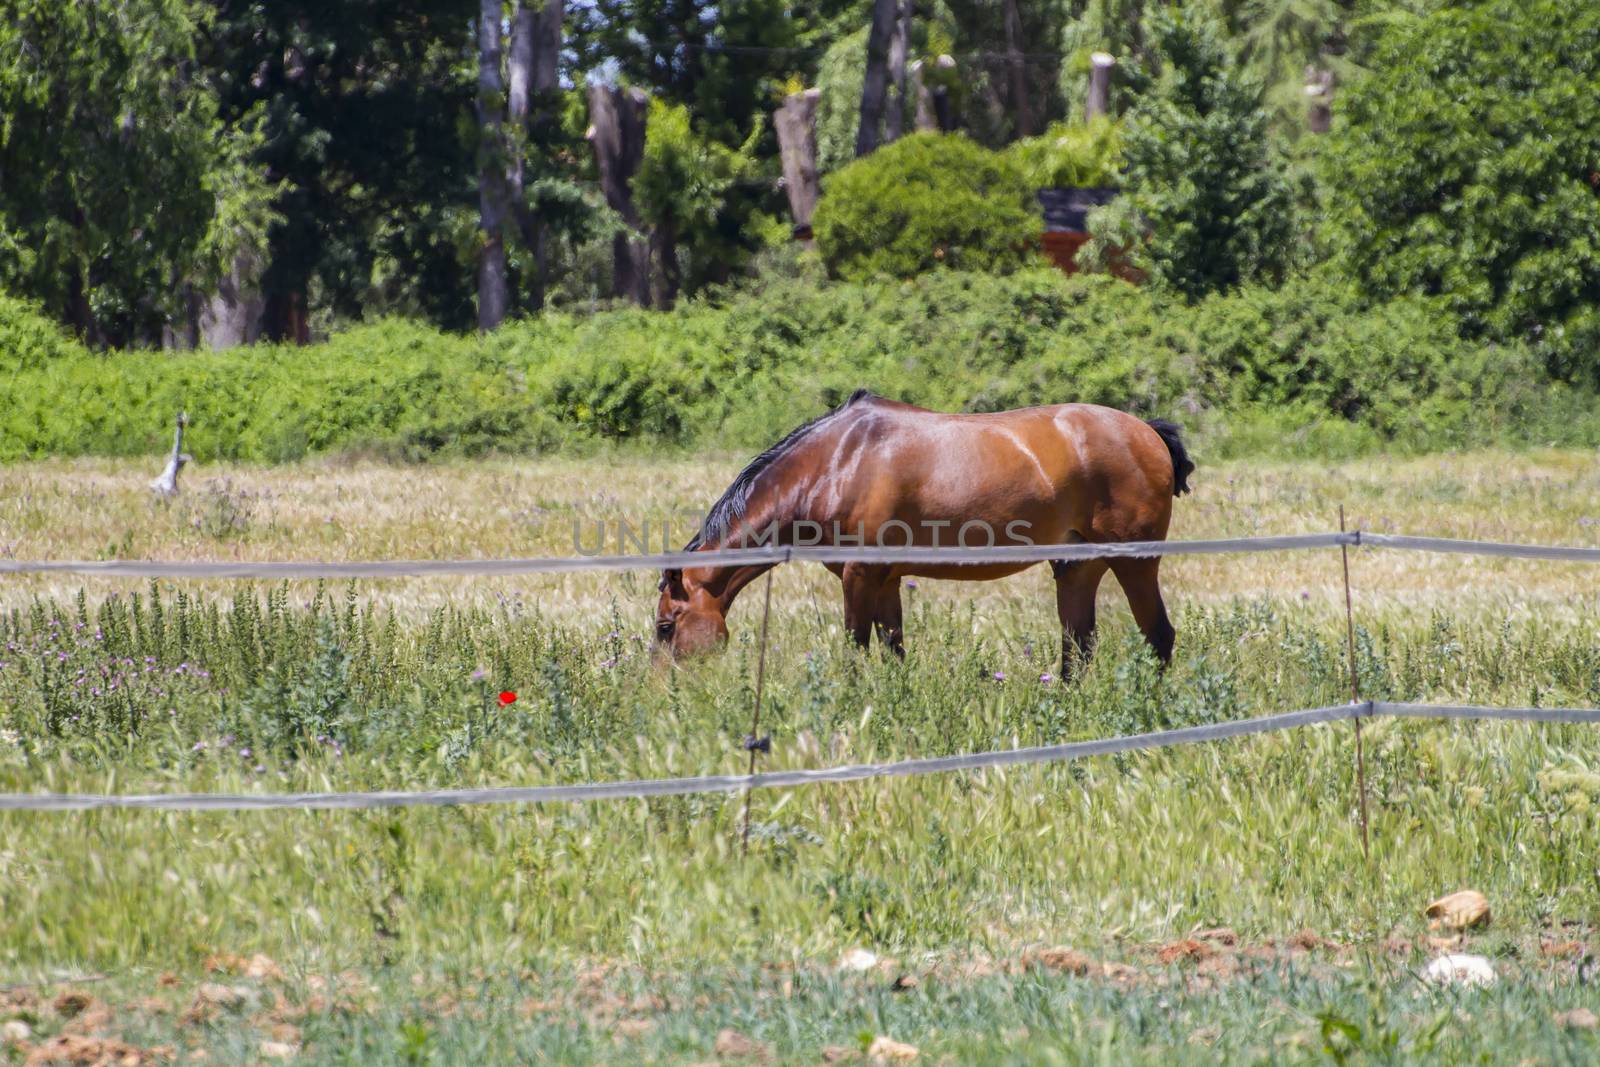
2;451;1599;1064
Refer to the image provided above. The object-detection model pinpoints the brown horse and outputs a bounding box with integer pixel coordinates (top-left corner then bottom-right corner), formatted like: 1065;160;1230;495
655;390;1194;676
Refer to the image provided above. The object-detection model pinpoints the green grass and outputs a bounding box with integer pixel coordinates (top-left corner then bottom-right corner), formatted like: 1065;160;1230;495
5;956;1600;1064
1;453;1599;1063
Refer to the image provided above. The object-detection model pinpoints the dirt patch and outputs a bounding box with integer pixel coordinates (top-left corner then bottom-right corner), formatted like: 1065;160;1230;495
1156;939;1215;965
24;1034;168;1066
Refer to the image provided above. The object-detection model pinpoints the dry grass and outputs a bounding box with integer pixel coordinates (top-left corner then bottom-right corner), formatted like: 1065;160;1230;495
3;450;1597;625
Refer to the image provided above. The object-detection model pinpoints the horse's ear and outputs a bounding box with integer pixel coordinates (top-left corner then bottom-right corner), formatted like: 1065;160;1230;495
661;568;687;599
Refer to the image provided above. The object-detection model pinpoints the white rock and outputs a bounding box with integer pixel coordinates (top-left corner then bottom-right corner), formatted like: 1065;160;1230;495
1424;953;1496;988
2;1020;32;1045
839;948;879;972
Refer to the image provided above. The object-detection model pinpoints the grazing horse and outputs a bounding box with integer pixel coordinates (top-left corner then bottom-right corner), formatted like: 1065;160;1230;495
655;390;1194;676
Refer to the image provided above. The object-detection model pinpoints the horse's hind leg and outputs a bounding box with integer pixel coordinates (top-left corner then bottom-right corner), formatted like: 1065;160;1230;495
1110;558;1176;666
873;579;904;657
1052;559;1108;678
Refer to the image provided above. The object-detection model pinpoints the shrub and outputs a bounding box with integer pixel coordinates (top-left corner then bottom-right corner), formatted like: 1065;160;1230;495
1083;6;1297;298
812;133;1041;281
1318;0;1600;384
3;270;1598;463
0;290;87;370
1006;118;1122;188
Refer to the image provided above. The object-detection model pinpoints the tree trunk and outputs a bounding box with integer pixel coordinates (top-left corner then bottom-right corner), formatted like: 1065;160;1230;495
855;0;897;157
650;224;679;309
477;0;511;331
532;0;561;92
507;2;534;310
1305;67;1333;134
1002;0;1034;138
506;0;563;311
198;251;266;349
775;88;822;241
912;55;957;132
1086;51;1115;122
587;84;651;306
884;0;910;143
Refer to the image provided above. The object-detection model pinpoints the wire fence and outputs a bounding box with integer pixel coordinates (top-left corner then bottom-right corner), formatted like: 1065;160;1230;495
4;530;1600;580
2;702;1597;812
2;529;1597;817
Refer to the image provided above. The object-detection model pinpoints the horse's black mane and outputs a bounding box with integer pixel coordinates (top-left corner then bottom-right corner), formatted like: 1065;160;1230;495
678;388;874;559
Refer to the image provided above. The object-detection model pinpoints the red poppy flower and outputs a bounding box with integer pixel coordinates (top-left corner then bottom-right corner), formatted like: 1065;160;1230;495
498;690;517;706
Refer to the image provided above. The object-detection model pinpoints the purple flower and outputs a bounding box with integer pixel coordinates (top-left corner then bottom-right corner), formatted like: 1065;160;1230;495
240;747;252;758
192;741;207;752
470;669;487;681
992;671;1006;682
1039;673;1054;684
905;579;918;589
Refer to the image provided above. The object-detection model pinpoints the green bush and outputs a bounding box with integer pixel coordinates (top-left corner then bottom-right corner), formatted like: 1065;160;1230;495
0;290;88;370
812;133;1041;281
1005;118;1122;188
3;270;1597;463
1318;0;1600;383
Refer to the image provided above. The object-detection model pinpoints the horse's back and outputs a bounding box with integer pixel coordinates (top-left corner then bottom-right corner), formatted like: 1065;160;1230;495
819;398;1177;552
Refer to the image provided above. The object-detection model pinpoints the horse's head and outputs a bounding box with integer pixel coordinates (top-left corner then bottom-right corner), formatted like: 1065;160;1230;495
654;568;728;657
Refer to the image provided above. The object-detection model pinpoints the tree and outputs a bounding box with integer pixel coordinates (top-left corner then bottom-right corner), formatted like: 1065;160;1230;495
477;0;511;330
635;99;760;305
1319;0;1600;382
0;0;277;347
202;0;485;338
1083;6;1297;298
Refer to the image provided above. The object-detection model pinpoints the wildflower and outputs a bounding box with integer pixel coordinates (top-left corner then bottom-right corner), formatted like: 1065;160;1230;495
1040;673;1054;684
905;579;918;589
192;741;207;752
992;671;1006;682
240;747;252;758
498;691;517;707
470;669;487;681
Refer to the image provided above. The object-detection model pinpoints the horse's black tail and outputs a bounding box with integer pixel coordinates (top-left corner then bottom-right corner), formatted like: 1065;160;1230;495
1145;419;1195;497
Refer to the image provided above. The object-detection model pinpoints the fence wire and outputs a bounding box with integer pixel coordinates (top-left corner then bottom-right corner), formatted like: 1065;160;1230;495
3;531;1599;580
2;702;1596;813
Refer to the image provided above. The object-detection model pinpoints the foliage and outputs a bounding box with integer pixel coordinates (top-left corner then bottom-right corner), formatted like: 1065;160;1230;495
812;28;872;176
636;100;764;296
201;0;488;334
0;291;83;371
1317;0;1600;384
0;0;278;347
812;134;1042;281
5;270;1598;462
1005;118;1122;188
1083;6;1299;298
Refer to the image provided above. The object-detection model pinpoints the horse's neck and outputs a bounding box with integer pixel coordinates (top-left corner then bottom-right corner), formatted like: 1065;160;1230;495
694;469;809;607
